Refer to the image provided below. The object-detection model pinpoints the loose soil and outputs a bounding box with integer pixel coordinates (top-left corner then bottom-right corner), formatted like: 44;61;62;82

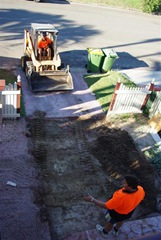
1;112;161;240
0;64;160;239
27;111;160;240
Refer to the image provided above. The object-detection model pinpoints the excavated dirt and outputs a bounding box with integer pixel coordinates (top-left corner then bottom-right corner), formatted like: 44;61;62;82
2;62;158;239
0;60;160;238
27;111;159;240
1;107;161;240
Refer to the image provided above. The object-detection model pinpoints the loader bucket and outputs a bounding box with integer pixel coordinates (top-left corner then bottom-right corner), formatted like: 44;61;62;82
28;70;73;92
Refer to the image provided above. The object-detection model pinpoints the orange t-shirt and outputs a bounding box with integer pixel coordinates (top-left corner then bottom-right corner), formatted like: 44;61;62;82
38;37;51;49
105;186;145;214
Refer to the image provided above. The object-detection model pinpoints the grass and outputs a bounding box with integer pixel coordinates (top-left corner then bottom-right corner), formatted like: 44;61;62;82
71;0;143;11
0;69;17;84
20;94;26;117
84;70;136;112
143;91;157;116
0;69;26;117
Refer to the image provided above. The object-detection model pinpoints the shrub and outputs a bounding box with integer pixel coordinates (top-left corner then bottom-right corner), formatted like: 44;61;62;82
143;91;157;116
143;0;161;13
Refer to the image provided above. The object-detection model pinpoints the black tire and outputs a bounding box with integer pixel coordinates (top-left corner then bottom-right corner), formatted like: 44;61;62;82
58;62;65;70
25;65;32;79
34;0;41;2
21;55;29;72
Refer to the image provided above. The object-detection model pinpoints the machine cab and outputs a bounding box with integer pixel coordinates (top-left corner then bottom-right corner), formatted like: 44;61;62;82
30;23;59;60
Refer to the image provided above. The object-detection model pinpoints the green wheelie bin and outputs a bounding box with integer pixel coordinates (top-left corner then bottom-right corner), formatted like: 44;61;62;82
102;48;118;73
87;48;105;73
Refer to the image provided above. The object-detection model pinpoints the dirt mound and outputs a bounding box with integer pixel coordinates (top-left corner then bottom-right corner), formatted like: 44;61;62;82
90;127;156;211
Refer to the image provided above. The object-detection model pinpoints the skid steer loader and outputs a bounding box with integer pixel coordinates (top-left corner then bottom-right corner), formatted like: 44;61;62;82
21;23;73;92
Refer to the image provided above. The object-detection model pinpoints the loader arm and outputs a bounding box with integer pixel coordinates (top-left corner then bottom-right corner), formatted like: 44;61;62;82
24;29;41;71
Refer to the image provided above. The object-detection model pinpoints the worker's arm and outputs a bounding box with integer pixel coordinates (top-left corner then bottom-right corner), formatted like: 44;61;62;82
83;194;107;209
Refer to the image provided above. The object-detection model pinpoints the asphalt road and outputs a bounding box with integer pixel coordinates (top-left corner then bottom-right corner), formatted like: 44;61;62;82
0;0;161;70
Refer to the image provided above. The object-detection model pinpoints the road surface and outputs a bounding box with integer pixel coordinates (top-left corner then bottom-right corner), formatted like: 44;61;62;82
0;0;161;70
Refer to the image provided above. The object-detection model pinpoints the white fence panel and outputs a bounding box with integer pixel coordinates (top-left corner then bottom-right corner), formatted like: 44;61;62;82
108;83;151;114
1;82;21;118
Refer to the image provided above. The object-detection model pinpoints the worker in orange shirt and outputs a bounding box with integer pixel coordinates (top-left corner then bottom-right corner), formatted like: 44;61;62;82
38;32;52;60
83;174;145;238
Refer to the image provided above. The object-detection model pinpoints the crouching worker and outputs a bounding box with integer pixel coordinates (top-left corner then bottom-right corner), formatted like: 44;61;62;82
83;174;145;238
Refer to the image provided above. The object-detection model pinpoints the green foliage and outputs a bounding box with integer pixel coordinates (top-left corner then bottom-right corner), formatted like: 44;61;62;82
71;0;161;14
20;94;26;117
143;91;157;116
71;0;143;10
143;0;161;13
0;69;17;84
144;144;161;172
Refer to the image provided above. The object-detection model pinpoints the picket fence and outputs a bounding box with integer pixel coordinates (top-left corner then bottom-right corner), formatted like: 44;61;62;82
0;76;21;121
108;80;153;114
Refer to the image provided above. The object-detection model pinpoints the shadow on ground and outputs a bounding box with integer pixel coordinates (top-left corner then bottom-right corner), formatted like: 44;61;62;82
26;0;70;4
60;50;149;71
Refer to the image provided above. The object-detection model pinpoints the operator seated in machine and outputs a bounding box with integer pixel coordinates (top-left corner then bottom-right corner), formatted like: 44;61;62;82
37;32;52;60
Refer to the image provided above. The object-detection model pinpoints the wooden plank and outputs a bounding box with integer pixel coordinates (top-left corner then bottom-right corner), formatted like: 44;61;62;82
2;90;20;95
0;79;5;90
115;89;151;94
2;113;20;118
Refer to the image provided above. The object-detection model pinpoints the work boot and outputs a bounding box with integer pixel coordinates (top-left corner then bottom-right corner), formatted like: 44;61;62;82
96;224;108;238
113;224;119;236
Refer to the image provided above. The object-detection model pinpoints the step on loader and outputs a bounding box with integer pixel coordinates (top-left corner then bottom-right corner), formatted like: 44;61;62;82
21;23;73;92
